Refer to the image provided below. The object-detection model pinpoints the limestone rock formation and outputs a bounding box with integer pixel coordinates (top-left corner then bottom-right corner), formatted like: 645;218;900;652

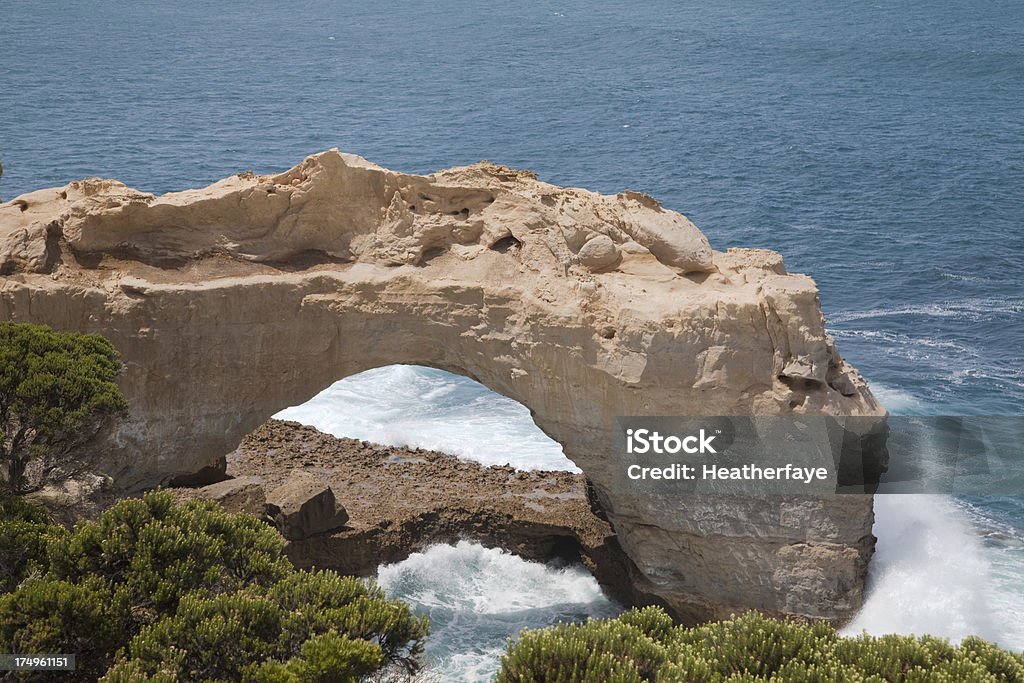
0;150;884;623
264;470;349;541
195;475;266;516
0;151;713;274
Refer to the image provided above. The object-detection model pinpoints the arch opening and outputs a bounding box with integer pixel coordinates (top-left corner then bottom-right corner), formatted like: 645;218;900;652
244;366;612;575
273;364;580;473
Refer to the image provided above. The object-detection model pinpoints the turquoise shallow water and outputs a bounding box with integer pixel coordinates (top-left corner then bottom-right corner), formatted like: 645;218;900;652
3;1;1023;678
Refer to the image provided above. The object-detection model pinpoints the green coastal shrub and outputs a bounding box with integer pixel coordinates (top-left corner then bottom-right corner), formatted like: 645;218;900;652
102;572;426;681
48;492;293;613
0;576;130;681
242;632;384;683
0;322;127;493
496;607;1024;683
0;492;428;682
0;495;65;592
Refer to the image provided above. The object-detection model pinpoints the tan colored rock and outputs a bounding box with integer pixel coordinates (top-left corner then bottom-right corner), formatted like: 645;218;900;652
577;234;621;272
265;470;349;541
0;150;714;274
0;221;54;274
174;420;645;608
195;475;266;516
0;151;885;623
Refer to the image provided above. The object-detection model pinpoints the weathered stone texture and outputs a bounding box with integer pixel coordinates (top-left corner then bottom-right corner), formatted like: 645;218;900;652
0;150;884;622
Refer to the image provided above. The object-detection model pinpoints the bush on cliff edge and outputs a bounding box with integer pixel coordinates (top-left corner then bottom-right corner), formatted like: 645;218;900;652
0;492;428;682
496;606;1024;682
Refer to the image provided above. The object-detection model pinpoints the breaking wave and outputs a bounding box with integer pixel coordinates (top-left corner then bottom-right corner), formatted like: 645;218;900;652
376;541;621;682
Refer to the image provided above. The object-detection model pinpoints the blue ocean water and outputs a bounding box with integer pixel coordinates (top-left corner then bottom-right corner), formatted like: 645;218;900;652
3;1;1023;678
3;0;1022;412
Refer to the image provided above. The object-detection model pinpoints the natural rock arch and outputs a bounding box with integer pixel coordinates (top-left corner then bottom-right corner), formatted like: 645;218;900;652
0;150;883;623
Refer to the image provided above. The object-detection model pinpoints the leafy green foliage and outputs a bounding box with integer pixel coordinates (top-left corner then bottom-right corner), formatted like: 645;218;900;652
497;608;1024;683
670;610;838;678
0;493;51;524
285;632;384;683
100;572;426;682
0;322;127;492
0;495;64;592
270;570;428;673
242;633;383;683
496;607;668;683
0;576;130;681
109;590;287;681
48;492;293;613
0;493;429;682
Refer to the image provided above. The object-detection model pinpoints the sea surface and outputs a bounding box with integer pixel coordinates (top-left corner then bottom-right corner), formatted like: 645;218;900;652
2;1;1022;680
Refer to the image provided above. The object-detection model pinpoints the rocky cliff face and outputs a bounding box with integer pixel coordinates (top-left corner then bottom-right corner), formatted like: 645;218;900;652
0;150;883;623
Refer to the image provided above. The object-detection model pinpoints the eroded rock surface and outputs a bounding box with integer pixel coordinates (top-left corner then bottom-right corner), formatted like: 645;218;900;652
195;475;266;516
170;420;645;608
0;150;884;623
264;469;349;540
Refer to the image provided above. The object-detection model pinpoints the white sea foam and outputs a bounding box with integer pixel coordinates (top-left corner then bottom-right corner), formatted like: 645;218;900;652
377;541;621;682
843;495;1024;652
864;382;929;414
842;496;994;641
829;328;974;354
828;297;1024;324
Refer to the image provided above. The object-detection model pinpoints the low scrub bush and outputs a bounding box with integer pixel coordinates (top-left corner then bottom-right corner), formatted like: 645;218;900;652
0;322;127;493
497;607;1024;682
0;495;64;593
0;492;428;682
